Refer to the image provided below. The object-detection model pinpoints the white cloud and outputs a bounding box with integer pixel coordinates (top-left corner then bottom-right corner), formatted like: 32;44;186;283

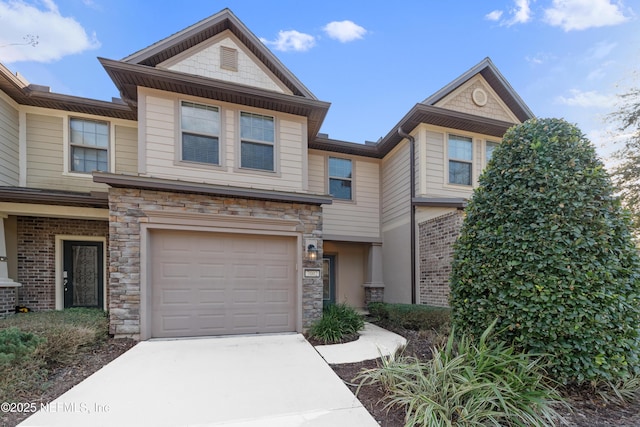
509;0;533;25
556;89;618;107
260;30;315;52
485;10;504;21
586;41;617;61
323;20;367;43
489;0;533;27
544;0;630;31
0;0;100;63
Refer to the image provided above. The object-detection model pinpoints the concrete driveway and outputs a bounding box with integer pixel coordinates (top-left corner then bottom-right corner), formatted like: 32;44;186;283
20;334;378;427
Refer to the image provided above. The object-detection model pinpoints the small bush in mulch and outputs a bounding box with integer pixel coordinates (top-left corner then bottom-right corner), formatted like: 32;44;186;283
307;303;365;345
367;302;450;332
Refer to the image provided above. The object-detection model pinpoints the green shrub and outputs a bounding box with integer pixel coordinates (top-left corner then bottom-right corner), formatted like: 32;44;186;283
1;308;108;364
308;303;364;344
0;327;43;367
356;320;566;426
0;309;110;402
450;118;640;384
368;302;450;332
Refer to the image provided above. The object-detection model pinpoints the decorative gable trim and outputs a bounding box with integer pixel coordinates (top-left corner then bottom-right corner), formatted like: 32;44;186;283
423;57;534;123
120;8;317;100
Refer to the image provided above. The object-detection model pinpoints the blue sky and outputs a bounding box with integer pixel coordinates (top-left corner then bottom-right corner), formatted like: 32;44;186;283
0;0;637;166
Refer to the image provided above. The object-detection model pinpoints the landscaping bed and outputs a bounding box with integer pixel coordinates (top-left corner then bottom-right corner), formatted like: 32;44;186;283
331;311;640;426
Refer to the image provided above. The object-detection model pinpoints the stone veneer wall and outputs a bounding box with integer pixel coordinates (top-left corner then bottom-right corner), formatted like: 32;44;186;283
108;188;324;339
418;211;465;307
17;217;108;311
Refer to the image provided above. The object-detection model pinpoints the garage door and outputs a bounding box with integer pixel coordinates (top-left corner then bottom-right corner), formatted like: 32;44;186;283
150;230;297;338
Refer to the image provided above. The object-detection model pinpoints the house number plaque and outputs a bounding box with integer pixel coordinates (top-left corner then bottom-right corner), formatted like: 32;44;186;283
303;269;321;278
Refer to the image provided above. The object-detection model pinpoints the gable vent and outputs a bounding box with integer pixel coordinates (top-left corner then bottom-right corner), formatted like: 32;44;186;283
220;46;238;72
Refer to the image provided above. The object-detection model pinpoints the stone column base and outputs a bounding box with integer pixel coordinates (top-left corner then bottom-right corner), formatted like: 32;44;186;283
364;285;384;305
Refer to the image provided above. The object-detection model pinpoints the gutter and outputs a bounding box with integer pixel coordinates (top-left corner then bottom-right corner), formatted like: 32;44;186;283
397;127;417;304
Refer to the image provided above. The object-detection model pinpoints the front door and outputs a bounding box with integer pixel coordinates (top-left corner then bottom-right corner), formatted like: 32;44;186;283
322;255;336;308
63;241;104;309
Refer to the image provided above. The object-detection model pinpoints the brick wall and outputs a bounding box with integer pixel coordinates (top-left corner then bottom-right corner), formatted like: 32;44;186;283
418;211;465;307
0;287;17;317
108;188;324;339
17;217;108;311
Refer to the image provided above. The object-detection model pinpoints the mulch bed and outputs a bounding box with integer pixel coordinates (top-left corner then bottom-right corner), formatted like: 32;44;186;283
330;327;640;427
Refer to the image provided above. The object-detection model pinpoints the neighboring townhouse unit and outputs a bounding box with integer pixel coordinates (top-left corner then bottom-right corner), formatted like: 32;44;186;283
0;9;533;339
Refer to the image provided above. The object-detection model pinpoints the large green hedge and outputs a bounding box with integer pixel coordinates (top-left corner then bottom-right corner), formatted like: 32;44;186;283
450;118;640;384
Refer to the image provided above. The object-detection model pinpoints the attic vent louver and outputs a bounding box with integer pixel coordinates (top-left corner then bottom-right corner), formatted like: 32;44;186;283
220;46;238;72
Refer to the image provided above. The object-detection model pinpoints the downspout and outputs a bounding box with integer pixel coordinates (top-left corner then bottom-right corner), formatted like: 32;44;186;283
397;127;416;304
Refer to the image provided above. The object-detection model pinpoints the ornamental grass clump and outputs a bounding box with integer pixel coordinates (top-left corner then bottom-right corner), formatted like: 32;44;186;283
450;118;640;385
356;320;566;426
308;303;364;344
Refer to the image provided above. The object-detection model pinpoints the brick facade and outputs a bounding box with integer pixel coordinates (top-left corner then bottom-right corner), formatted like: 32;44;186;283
16;217;108;311
108;188;324;339
0;287;17;317
418;211;465;307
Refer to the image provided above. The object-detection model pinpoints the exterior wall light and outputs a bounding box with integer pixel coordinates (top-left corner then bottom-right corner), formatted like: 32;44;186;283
306;244;318;261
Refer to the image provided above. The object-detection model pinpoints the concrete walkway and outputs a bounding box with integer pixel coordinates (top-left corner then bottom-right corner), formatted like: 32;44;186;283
20;334;378;427
314;322;407;364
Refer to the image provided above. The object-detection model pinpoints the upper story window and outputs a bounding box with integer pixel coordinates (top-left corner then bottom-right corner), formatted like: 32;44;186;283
328;157;352;200
240;112;275;171
70;118;109;173
486;141;499;164
181;101;220;165
448;134;473;186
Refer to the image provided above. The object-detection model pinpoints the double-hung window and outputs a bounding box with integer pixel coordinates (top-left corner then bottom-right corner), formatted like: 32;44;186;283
240;112;275;171
181;101;220;165
486;141;498;165
70;118;109;173
328;157;352;200
448;135;473;186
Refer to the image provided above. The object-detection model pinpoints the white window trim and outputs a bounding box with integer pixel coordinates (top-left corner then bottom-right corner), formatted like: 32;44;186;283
327;156;354;202
446;134;474;187
238;110;277;173
63;116;114;177
178;100;223;168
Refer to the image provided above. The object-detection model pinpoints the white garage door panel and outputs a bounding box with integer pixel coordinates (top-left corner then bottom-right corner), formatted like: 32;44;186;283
151;230;296;338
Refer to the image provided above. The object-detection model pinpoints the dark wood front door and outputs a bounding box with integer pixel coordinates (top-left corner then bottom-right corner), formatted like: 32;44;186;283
63;241;104;309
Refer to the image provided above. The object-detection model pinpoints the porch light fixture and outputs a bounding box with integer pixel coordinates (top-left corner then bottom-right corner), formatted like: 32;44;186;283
306;244;318;261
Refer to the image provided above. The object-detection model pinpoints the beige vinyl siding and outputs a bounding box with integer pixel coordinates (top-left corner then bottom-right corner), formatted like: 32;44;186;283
307;151;324;194
26;113;107;192
419;125;501;199
0;96;19;186
381;141;412;303
114;125;138;174
308;151;380;240
381;141;410;227
141;90;306;192
161;31;292;95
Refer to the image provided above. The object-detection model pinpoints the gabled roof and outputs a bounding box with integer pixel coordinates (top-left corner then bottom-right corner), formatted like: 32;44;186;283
311;57;535;159
0;63;136;120
103;8;329;139
423;57;534;122
122;9;316;99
